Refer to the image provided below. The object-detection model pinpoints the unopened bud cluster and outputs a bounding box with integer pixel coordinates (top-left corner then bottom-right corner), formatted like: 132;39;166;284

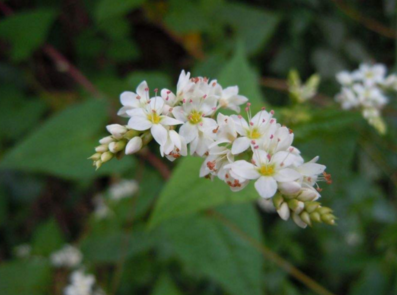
91;70;336;228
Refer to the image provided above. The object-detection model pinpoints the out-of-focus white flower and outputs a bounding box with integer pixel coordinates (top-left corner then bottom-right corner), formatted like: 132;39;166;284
51;245;82;268
118;81;150;117
109;180;139;201
64;270;97;295
93;195;111;219
352;63;386;86
14;244;31;258
335;63;392;134
127;96;182;146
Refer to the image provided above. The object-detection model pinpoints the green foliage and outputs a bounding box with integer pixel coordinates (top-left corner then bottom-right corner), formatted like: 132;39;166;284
149;157;259;228
95;0;145;22
163;203;263;295
0;259;51;295
218;43;264;112
31;219;65;256
151;275;182;295
0;100;135;180
0;9;56;61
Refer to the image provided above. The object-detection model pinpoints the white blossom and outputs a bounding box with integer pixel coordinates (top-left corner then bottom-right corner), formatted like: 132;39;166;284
118;81;150;117
51;245;82;268
109;180;139;201
64;270;98;295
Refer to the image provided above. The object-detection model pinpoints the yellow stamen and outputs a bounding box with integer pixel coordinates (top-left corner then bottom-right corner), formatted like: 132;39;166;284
189;110;202;124
248;128;261;139
147;112;161;124
259;165;275;176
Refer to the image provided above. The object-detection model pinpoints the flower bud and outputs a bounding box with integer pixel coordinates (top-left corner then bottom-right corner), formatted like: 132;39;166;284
287;199;304;213
321;214;336;225
101;152;113;163
292;213;307;229
109;140;126;153
300;212;312;226
99;136;114;144
89;153;101;160
277;202;290;221
124;129;139;140
317;207;332;215
305;201;321;213
125;137;143;155
297;188;318;201
278;181;301;195
309;212;321;223
95;144;108;153
272;194;284;209
106;124;127;139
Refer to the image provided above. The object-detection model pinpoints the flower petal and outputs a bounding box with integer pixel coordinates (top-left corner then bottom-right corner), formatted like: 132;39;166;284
255;176;277;199
227;160;260;180
151;124;167;146
128;114;152;131
274;168;301;182
161;116;183;126
179;123;198;143
231;137;251;154
298;163;326;176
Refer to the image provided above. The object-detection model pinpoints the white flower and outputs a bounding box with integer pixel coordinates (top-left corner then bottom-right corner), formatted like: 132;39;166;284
93;195;111;219
296;156;326;187
118;81;150;117
125;137;142;155
51;245;82;268
336;87;359;110
218;86;248;112
336;71;354;86
226;150;301;199
172;95;218;156
127;96;182;146
161;130;187;161
161;70;195;111
109;180;139;201
382;74;397;91
211;113;237;147
64;270;95;295
352;63;386;86
230;110;275;155
352;84;388;109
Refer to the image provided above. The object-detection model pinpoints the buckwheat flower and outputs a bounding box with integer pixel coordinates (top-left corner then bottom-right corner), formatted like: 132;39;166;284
109;180;139;201
118;81;150;117
172;95;218;155
161;70;195;113
336;71;354;86
382;74;397;91
336;87;360;110
93;195;111;219
230;108;275;155
352;84;388;109
64;270;95;295
106;124;127;139
127;96;182;146
226;150;301;199
352;63;386;86
296;156;327;186
161;130;187;160
51;245;82;268
125;136;143;155
211;113;238;147
218;86;248;112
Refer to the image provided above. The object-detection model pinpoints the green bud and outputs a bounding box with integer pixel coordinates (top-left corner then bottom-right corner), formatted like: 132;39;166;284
287;199;304;213
101;152;113;163
95;160;102;170
142;132;153;145
309;212;321;223
317;207;333;215
305;201;321;213
321;214;336;225
300;212;312;226
272;194;284;209
124;129;140;140
109;140;126;153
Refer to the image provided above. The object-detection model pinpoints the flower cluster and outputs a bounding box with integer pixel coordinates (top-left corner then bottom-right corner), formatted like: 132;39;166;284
64;270;105;295
335;63;394;134
91;70;335;227
51;244;83;268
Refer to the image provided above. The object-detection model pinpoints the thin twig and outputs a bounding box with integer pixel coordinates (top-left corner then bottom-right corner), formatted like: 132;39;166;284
208;210;337;295
331;0;397;39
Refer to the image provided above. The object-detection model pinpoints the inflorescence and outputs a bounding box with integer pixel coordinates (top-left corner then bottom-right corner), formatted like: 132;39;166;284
90;70;335;228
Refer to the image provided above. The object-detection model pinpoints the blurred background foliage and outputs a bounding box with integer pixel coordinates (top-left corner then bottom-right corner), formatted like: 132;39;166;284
0;0;396;294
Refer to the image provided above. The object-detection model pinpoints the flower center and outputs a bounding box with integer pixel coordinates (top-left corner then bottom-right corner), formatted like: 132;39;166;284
248;128;261;139
147;112;161;124
259;164;275;176
188;110;203;124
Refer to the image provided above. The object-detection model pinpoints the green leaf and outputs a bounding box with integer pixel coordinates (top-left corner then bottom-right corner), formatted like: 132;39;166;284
151;275;182;295
220;3;280;54
149;157;259;228
0;259;51;295
126;71;173;92
163;203;263;295
0;100;135;180
218;43;264;112
0;9;57;61
95;0;145;22
31;219;65;256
